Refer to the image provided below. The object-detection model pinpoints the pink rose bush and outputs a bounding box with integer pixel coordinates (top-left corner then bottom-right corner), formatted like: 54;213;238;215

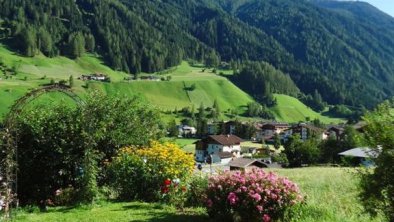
205;169;304;221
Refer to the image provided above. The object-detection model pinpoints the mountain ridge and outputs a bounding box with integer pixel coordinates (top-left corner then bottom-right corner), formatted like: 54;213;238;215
0;0;393;108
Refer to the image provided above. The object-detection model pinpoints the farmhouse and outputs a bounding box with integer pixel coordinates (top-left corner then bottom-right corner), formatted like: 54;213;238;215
178;125;197;137
194;135;243;163
140;75;160;81
79;73;109;81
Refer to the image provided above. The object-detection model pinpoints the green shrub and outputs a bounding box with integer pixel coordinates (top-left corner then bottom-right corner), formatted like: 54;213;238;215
107;153;148;200
11;91;162;206
185;175;209;207
272;153;289;165
53;186;77;206
359;101;394;221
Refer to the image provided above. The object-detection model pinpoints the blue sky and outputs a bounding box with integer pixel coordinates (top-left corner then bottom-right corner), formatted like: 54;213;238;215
363;0;394;17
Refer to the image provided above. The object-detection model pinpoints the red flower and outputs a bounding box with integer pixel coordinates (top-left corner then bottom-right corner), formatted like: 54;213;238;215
164;179;171;186
161;187;169;194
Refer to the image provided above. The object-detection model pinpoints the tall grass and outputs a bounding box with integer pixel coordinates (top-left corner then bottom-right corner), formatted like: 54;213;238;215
272;167;384;222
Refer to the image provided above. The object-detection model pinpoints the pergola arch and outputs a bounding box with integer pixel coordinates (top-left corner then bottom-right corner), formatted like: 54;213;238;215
0;84;83;219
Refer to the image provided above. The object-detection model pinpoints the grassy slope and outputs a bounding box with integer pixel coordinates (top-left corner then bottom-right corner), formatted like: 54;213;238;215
271;94;344;124
0;46;253;119
0;44;129;119
0;45;342;123
14;168;384;222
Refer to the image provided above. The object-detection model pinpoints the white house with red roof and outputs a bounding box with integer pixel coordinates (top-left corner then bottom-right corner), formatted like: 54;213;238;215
194;135;243;163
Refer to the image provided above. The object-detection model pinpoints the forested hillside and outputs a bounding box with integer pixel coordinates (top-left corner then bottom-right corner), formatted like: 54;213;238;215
0;0;393;109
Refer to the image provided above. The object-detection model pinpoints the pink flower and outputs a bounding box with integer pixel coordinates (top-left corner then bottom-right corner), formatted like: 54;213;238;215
263;214;271;222
227;192;238;205
250;193;261;202
270;193;278;200
256;205;263;212
206;199;213;208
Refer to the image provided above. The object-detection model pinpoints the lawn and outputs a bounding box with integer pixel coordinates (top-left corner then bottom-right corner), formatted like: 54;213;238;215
175;138;198;153
13;202;207;222
12;167;385;222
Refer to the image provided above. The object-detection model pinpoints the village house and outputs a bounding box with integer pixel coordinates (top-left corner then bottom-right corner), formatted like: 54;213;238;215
339;147;380;167
178;125;197;137
223;121;237;135
326;126;345;141
255;122;290;141
353;121;367;133
79;73;109;81
207;123;217;135
289;123;327;141
194;135;243;164
140;75;161;81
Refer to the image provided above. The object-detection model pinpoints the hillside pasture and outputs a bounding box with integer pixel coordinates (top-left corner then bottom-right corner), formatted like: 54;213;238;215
97;79;255;113
270;94;344;124
0;44;343;123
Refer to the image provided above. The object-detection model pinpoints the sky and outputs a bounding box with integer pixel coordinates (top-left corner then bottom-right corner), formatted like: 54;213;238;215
362;0;394;17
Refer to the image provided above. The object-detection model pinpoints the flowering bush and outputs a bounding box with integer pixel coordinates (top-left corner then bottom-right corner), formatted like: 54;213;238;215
205;169;304;222
108;141;194;202
160;178;189;209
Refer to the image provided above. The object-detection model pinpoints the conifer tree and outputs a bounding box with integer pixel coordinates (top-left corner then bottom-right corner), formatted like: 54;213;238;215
69;75;74;88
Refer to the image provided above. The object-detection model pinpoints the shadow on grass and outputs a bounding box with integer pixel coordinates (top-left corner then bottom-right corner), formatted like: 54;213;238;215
119;203;164;211
115;202;209;222
132;214;209;222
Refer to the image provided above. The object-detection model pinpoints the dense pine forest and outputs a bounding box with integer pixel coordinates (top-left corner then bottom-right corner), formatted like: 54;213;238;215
0;0;394;109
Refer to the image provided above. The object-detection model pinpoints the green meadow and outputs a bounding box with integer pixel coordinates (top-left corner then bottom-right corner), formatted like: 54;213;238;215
271;94;344;124
0;44;342;123
13;167;383;222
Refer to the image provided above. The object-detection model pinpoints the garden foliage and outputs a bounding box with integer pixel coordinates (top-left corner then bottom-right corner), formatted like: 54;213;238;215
205;169;303;222
359;101;394;221
12;91;163;207
108;142;195;202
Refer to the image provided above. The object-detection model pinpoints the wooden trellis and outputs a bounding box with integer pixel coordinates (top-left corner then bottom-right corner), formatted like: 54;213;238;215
0;84;83;219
